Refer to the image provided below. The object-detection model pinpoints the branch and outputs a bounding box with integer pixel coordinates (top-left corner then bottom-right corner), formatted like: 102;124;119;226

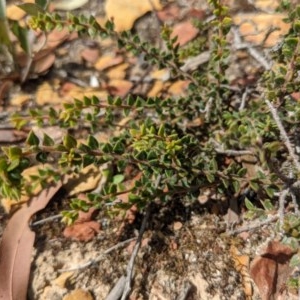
228;215;279;235
265;99;300;173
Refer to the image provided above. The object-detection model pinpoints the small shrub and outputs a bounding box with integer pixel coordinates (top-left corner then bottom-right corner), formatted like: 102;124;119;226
1;1;300;243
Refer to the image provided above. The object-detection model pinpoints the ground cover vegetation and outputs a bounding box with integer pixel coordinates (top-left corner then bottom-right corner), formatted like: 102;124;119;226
0;0;300;298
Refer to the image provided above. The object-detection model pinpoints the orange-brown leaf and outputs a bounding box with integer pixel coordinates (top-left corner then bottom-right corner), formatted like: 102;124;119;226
0;181;63;300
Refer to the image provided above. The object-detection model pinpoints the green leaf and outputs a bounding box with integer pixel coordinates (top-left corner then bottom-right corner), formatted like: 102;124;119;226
147;150;157;160
18;3;44;16
237;167;247;177
55;144;67;152
70;198;90;212
220;178;229;188
245;198;256;211
244;198;255;210
74;99;83;109
61;210;79;225
264;187;275;198
87;135;99;150
232;180;240;193
63;134;77;149
135;96;143;108
105;20;114;31
128;193;141;202
108;184;117;194
107;95;114;105
285;37;298;48
101;142;113;153
113;140;125;154
7;146;22;160
88;27;97;38
127;94;135;106
83;96;91;106
290;254;300;267
113;174;124;184
35;0;48;9
113;97;122;106
36;152;48;163
7;159;20;172
26;130;40;146
91;95;100;105
261;199;274;211
205;172;215;183
158;124;165;137
209;158;218;172
11;21;31;54
249;180;259;191
43;133;54;146
0;2;11;46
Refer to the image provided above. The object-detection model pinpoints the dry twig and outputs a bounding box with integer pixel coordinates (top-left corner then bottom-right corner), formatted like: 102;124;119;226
121;175;161;300
58;237;137;272
105;276;126;300
228;215;279;235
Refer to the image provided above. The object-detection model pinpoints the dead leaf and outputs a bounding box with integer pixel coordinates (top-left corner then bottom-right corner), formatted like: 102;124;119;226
64;164;102;196
230;246;252;298
63;221;101;242
10;93;31;106
94;54;124;71
61;86;108;104
0;181;63;300
187;8;206;20
53;272;74;288
168;80;190;96
46;28;70;49
150;69;170;82
106;63;129;80
105;0;162;32
147;81;164;97
35;81;61;105
171;21;199;46
291;92;300;102
108;79;133;97
6;5;26;21
157;3;180;21
232;13;290;47
250;241;295;300
52;0;89;11
0;129;27;143
80;47;100;64
33;52;56;74
62;289;93;300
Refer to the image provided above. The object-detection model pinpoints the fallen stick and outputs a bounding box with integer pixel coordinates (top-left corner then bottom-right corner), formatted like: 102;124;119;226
58;237;137;272
121;175;161;300
105;275;126;300
121;205;151;300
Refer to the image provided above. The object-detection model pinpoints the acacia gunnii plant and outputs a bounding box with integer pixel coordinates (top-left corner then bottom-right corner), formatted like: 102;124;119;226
0;0;300;255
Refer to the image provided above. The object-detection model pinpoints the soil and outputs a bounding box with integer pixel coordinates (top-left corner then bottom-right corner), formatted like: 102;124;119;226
0;0;297;299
